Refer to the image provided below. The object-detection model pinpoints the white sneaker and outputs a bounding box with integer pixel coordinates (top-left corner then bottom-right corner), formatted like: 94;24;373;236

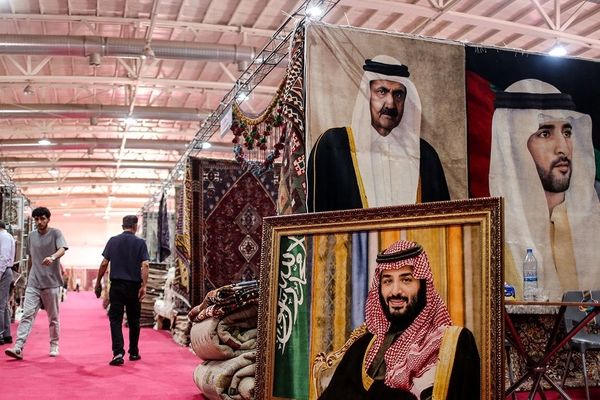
5;347;23;360
49;345;59;357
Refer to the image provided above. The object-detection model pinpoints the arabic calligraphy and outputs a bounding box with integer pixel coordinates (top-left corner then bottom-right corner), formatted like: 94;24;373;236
276;236;307;354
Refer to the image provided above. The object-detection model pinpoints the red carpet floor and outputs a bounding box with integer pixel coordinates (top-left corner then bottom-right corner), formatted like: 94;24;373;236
513;388;600;400
1;291;204;400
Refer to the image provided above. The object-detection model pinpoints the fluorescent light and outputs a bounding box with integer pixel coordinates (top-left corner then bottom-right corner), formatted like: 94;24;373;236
63;213;71;217
38;138;52;145
201;142;212;150
549;44;567;57
60;202;68;207
124;117;137;125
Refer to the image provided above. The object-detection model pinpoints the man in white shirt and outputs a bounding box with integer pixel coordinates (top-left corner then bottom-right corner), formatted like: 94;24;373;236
0;220;16;345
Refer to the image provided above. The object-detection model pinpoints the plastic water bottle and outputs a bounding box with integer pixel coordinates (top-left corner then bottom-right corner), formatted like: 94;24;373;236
522;248;538;301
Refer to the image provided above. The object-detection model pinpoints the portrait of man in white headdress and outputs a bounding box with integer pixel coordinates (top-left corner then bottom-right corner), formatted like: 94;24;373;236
307;55;450;212
489;78;600;300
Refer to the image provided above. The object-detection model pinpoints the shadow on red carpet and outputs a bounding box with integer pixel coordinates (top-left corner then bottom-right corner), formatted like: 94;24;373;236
2;291;206;400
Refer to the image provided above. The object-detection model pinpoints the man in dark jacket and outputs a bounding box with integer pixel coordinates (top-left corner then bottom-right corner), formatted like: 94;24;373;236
95;215;149;366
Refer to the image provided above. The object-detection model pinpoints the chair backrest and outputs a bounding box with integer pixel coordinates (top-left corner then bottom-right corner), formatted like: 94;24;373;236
561;290;600;331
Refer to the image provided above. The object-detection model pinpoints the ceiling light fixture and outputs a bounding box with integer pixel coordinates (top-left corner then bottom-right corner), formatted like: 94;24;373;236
48;167;59;176
306;4;324;18
141;44;156;60
88;52;101;66
23;83;35;95
38;137;52;145
63;212;71;217
201;142;212;150
236;91;249;102
124;117;137;125
549;43;567;57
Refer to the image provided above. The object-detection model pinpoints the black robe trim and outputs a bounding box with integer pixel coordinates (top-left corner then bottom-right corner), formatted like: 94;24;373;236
318;328;481;400
307;127;450;212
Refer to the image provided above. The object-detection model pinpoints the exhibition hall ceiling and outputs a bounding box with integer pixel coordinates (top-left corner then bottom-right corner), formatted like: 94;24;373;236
0;0;598;218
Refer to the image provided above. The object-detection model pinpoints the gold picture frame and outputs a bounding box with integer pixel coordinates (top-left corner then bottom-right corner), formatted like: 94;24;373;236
256;197;503;400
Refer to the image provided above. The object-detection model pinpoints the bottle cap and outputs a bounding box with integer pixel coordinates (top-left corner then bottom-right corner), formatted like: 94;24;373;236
526;248;533;252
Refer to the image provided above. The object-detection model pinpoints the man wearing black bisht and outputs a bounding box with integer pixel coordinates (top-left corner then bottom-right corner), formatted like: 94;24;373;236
319;240;479;400
307;55;449;212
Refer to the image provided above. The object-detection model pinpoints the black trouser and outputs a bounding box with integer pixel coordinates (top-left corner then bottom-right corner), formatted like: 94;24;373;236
108;279;141;357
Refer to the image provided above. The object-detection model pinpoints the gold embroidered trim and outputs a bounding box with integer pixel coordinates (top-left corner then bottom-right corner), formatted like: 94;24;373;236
432;326;461;400
346;126;369;208
361;334;377;390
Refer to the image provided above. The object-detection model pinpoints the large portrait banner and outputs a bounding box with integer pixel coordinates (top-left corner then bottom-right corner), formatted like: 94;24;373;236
305;22;468;212
466;46;600;299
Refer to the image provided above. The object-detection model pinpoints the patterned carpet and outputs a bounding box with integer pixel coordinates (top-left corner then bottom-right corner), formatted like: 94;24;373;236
188;158;278;307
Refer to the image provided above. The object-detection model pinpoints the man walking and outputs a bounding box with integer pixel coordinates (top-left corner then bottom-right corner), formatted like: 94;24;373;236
0;221;16;345
5;207;68;360
95;215;149;366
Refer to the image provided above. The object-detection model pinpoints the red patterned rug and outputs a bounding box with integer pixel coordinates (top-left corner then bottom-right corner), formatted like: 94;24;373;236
188;158;278;306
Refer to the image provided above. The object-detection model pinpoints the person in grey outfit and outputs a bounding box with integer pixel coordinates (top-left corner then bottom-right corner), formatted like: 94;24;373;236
5;207;68;360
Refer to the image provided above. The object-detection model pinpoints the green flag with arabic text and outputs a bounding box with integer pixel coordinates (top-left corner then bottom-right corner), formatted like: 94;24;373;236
273;235;310;399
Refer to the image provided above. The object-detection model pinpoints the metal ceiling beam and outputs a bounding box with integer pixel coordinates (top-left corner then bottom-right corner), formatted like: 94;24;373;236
0;75;279;94
443;10;600;49
0;126;198;135
0;14;275;38
0;138;232;152
2;158;176;169
340;0;600;50
0;34;257;62
32;193;152;200
0;104;209;121
17;177;160;186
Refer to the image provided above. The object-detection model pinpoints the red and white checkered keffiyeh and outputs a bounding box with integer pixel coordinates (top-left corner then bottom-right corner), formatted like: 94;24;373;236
364;240;452;391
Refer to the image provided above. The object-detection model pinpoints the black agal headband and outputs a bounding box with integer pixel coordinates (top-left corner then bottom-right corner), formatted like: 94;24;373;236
376;244;423;263
494;92;576;110
363;59;410;78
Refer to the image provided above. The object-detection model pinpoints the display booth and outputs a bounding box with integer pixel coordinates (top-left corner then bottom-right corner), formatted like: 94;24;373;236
184;20;600;400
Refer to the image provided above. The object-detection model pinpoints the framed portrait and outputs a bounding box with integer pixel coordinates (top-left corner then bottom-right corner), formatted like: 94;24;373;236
256;197;503;400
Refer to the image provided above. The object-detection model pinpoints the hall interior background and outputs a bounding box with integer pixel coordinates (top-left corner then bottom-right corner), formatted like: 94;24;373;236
1;1;600;399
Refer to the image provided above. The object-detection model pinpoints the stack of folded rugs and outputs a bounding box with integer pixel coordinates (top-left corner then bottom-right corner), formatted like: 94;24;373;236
141;262;169;326
189;280;260;400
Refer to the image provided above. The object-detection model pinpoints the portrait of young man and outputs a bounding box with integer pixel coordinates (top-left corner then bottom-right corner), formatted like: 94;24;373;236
466;47;600;301
489;78;600;300
318;240;479;400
